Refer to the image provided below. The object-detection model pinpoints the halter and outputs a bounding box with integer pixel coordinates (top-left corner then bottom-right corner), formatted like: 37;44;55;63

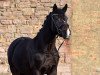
51;14;63;35
51;14;65;51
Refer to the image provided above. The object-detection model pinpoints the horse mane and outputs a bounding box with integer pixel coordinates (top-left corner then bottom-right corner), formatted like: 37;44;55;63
34;12;53;42
42;12;52;28
35;12;52;37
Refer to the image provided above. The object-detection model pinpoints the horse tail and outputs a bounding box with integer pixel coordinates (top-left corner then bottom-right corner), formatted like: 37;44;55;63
7;38;22;65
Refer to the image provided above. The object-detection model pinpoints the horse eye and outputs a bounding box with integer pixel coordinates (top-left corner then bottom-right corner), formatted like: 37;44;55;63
63;19;66;22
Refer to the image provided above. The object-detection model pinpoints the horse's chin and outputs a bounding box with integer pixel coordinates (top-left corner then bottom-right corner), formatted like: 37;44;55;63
62;36;67;39
58;34;62;37
58;34;66;39
62;35;70;39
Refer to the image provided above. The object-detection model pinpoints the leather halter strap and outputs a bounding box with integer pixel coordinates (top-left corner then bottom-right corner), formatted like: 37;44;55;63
50;14;65;51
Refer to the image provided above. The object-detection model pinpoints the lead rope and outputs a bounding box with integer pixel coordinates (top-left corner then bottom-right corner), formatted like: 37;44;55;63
57;40;65;51
56;35;65;51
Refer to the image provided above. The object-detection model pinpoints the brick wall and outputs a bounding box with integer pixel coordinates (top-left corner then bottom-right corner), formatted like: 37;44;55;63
0;0;72;75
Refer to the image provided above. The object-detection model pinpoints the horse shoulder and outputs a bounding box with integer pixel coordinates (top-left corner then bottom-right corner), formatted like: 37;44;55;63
28;51;45;69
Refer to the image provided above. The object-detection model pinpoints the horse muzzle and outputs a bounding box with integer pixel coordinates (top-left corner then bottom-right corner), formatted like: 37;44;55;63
66;28;71;39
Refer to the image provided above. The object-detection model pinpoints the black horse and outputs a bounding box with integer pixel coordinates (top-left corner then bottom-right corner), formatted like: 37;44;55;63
7;4;71;75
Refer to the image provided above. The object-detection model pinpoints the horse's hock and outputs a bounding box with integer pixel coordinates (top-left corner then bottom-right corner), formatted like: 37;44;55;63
0;0;71;75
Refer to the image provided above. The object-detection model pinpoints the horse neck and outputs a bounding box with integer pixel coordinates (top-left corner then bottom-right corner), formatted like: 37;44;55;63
34;21;57;50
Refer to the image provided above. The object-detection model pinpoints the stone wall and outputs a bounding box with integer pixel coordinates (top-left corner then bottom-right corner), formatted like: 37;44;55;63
0;0;72;75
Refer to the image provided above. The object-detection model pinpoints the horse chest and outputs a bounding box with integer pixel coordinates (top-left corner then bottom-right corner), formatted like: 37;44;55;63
43;54;55;64
34;53;58;73
40;54;56;73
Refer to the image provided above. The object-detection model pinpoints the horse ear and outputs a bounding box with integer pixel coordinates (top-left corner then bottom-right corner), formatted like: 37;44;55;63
62;4;68;12
53;4;57;11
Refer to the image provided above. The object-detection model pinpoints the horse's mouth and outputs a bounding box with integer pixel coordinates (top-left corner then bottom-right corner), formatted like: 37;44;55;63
58;32;71;39
65;36;70;39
